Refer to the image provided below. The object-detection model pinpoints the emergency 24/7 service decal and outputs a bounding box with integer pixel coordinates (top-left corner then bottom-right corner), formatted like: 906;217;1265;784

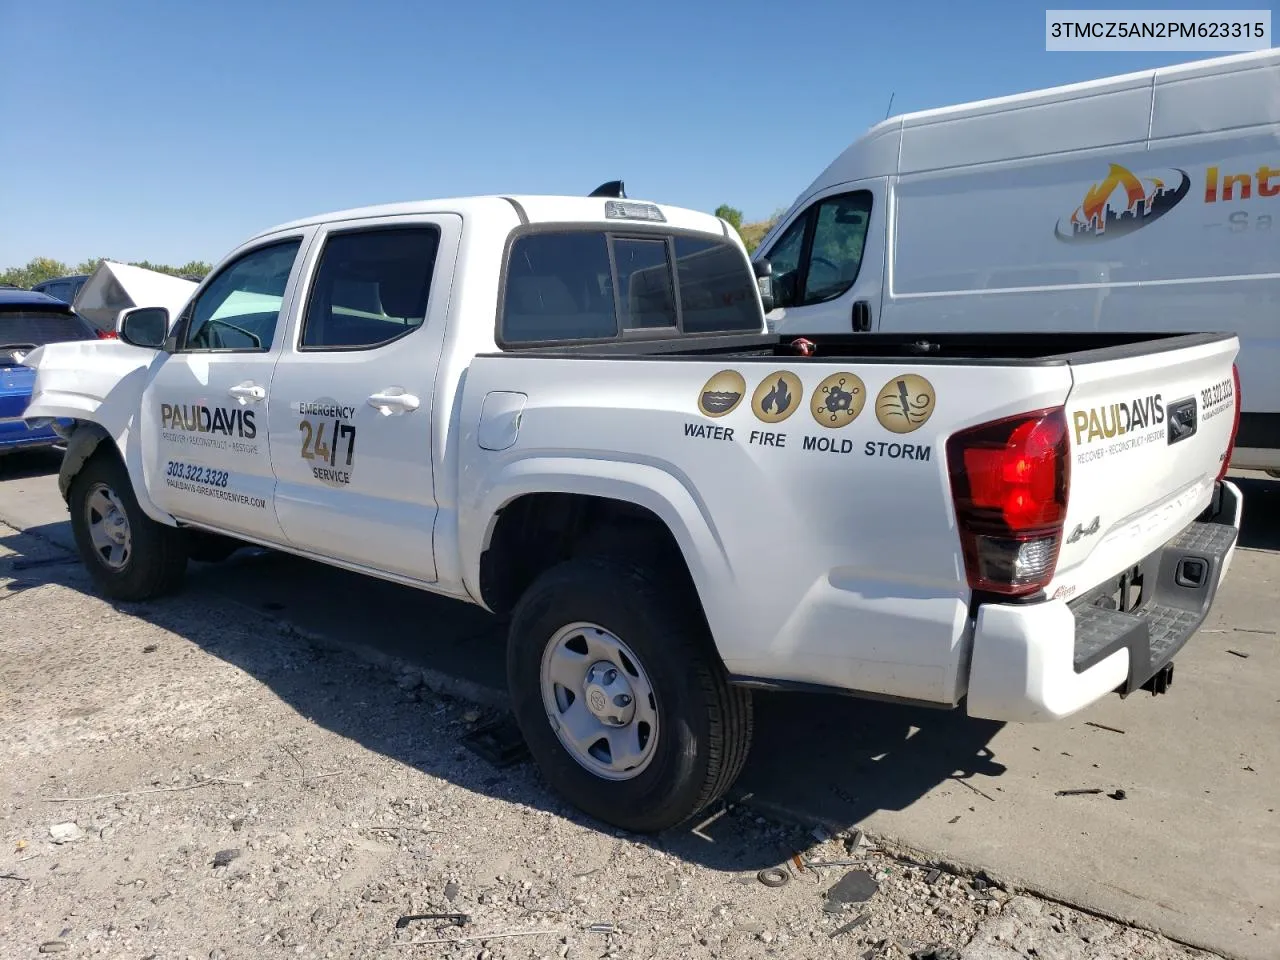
296;399;358;486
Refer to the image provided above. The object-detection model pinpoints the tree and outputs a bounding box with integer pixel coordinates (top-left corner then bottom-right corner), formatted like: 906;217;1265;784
714;204;744;231
0;255;213;288
0;257;70;289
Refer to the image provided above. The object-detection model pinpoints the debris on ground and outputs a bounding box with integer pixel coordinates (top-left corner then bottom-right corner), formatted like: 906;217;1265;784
1055;788;1104;796
824;869;881;910
394;912;468;930
458;716;530;768
211;849;241;868
1226;649;1251;658
757;867;790;888
1108;789;1128;800
1084;721;1126;734
47;822;82;844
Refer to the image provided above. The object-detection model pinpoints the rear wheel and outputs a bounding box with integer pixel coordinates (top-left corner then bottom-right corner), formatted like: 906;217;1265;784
68;452;188;601
507;554;752;833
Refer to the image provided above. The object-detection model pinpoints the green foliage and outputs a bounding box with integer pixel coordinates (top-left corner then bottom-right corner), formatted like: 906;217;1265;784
713;204;782;254
0;256;212;289
714;204;744;230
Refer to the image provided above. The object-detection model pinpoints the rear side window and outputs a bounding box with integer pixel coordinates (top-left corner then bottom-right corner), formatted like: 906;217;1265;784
502;233;617;343
301;226;441;350
0;311;96;348
673;237;760;334
500;230;760;345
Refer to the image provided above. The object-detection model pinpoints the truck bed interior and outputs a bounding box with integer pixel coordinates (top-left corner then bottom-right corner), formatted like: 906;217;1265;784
486;330;1235;367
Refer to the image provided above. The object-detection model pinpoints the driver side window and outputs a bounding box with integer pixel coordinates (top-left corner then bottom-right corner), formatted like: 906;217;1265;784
763;190;873;309
183;239;302;352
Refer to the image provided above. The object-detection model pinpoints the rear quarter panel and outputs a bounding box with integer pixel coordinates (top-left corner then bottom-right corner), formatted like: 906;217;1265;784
459;353;1073;705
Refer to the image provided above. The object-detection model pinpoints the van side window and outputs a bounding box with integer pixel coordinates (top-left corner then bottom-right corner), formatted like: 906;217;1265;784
765;191;873;308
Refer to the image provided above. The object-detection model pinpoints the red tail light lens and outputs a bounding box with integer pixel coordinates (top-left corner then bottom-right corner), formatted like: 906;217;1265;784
96;328;118;339
1217;362;1241;483
946;407;1071;597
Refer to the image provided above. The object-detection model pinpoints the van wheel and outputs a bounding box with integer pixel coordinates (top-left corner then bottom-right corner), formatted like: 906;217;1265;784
68;452;188;601
507;555;752;833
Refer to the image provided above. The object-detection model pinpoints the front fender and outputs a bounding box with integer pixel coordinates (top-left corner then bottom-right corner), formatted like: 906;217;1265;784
25;341;176;526
461;455;738;647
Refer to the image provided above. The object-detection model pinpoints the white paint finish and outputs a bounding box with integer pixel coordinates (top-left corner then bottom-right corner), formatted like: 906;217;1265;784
266;212;463;584
477;392;526;451
20;192;1244;719
966;599;1131;722
759;47;1280;459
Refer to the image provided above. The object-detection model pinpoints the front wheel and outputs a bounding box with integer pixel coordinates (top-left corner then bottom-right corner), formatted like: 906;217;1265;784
68;452;188;601
507;555;753;833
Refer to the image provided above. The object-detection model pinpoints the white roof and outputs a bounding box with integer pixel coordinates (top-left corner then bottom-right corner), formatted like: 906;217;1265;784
803;47;1280;191
250;195;729;244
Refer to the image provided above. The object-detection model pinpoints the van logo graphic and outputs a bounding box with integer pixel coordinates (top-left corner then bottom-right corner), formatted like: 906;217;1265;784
1055;163;1190;242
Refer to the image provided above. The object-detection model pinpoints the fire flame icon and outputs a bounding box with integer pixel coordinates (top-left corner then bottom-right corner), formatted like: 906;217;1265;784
761;376;792;415
1055;163;1190;242
751;371;803;424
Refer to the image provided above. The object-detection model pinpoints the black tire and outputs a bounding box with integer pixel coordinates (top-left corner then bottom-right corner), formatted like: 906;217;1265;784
185;530;241;564
507;555;753;833
68;450;188;601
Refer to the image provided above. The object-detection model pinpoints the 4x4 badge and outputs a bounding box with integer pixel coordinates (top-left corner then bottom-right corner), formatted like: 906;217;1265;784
1066;515;1101;544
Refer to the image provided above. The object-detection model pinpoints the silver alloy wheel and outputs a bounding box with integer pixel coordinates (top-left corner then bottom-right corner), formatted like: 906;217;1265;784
85;482;132;571
540;621;660;781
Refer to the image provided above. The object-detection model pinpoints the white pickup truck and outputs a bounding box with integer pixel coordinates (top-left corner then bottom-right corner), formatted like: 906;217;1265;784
21;191;1244;833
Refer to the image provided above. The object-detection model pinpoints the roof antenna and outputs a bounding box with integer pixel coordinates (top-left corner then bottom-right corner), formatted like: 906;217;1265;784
589;180;626;199
884;92;895;120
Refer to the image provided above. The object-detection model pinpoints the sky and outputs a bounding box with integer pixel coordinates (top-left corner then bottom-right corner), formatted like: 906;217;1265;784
0;0;1256;268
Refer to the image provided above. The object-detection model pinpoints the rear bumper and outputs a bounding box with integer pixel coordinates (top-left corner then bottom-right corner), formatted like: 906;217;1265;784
965;479;1242;722
0;418;64;453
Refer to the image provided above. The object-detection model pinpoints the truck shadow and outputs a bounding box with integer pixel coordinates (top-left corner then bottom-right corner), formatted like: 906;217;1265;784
1;520;1008;873
1232;474;1280;551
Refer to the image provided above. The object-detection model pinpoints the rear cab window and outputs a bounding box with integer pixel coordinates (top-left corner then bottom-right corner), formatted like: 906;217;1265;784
499;228;761;346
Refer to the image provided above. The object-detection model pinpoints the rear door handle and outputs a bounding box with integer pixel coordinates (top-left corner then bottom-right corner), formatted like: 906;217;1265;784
367;389;420;415
852;300;872;332
228;382;266;403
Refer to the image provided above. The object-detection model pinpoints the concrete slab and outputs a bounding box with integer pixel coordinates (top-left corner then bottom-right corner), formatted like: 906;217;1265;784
0;452;1275;959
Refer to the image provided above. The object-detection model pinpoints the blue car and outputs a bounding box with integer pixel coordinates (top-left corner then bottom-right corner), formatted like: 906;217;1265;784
1;289;99;454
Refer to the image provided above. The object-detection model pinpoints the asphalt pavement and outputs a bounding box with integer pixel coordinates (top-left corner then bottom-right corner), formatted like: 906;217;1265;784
1;450;1276;960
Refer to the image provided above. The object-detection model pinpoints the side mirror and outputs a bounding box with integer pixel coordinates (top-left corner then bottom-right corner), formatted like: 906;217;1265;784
753;258;775;313
118;306;170;349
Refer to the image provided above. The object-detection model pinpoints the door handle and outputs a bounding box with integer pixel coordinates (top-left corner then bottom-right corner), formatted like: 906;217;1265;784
228;382;266;403
367;389;420;415
852;300;872;332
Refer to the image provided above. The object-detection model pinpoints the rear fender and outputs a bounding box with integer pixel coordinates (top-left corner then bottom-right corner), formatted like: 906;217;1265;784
464;457;736;651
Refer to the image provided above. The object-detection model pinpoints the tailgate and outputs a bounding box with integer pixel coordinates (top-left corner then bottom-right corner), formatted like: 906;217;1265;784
1046;334;1238;601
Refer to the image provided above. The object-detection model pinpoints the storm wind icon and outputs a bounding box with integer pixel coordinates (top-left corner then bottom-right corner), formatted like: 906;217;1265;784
1055;163;1191;242
874;373;936;434
761;376;793;415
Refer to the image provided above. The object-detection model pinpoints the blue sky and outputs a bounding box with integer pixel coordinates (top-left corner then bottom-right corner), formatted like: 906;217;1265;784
0;0;1252;267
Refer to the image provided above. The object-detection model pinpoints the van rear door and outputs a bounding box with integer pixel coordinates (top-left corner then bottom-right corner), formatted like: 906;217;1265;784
757;178;886;336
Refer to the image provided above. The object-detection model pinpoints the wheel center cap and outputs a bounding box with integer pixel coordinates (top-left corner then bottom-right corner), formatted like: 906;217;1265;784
583;661;636;727
107;512;128;544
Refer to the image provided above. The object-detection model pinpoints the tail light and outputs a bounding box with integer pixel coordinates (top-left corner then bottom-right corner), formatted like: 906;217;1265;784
1217;362;1241;482
96;328;118;340
946;407;1071;597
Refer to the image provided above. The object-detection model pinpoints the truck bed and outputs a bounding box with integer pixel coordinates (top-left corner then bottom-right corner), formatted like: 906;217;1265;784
483;330;1234;365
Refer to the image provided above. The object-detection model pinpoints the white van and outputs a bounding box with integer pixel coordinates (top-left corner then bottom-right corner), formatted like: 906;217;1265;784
754;48;1280;473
